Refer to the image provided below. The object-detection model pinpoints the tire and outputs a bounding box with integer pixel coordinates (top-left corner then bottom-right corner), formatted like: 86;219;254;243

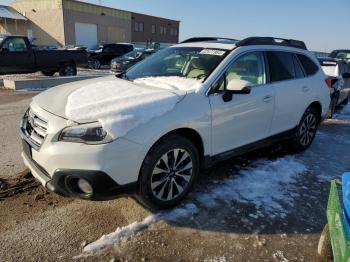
59;63;77;76
136;134;200;210
89;59;101;70
289;107;319;152
41;70;56;77
317;224;332;261
342;95;349;105
327;93;338;119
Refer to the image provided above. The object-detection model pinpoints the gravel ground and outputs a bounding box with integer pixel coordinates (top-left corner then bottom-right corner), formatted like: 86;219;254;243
0;90;349;262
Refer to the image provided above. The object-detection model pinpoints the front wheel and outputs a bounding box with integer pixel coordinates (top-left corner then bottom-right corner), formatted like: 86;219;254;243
289;107;319;152
137;135;199;210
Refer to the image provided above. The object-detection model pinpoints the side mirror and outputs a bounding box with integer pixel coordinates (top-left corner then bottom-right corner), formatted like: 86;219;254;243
343;72;350;79
223;79;252;102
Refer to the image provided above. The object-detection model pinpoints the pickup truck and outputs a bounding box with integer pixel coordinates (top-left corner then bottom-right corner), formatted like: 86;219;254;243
0;35;87;76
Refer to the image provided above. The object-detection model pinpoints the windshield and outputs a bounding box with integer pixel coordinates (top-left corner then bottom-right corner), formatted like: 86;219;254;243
123;49;144;59
126;47;229;81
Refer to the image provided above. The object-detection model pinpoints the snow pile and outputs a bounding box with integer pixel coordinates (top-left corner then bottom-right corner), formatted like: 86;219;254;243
80;203;198;255
196;156;306;217
65;78;184;138
134;76;202;91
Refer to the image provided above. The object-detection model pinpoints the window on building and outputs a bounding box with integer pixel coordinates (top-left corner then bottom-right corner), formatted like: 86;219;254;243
151;24;156;34
174;28;178;36
134;22;139;32
163;26;167;35
139;22;144;32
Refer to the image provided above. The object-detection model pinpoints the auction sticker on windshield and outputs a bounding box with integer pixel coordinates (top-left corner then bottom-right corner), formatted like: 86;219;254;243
199;49;226;56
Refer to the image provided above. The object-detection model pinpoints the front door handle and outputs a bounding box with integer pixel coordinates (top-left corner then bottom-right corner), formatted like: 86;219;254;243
302;86;310;92
263;95;273;103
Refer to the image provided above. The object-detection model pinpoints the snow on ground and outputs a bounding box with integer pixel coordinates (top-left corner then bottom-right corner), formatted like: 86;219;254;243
77;156;306;257
78;203;198;256
334;103;350;120
195;156;306;217
66;78;186;138
134;76;202;92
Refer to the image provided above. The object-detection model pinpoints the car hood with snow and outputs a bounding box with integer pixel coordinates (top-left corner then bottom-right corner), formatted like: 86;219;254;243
32;76;201;138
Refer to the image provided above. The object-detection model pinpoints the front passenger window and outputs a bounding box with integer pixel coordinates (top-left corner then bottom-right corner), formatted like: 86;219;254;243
212;52;266;93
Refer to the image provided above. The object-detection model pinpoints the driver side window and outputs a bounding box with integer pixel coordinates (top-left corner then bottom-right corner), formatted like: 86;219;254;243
213;52;266;92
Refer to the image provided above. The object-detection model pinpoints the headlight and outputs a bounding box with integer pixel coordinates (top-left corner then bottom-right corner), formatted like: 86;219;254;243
59;123;112;144
122;61;130;65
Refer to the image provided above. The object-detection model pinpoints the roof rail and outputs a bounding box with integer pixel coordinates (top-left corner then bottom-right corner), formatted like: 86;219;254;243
181;37;239;44
236;37;307;50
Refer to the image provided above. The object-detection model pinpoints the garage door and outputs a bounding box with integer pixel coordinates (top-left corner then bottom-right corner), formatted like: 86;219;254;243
74;22;97;48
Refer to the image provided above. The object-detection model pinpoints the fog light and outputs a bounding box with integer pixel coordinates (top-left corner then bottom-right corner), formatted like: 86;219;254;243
77;179;93;195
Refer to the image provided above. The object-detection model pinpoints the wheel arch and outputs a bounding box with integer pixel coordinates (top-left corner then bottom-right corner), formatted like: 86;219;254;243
137;127;205;183
308;100;322;122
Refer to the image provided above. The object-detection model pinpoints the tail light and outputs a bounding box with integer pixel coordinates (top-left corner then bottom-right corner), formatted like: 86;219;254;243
325;77;338;88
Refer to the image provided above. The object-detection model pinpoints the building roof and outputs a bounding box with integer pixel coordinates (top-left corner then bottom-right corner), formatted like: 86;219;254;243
0;5;27;20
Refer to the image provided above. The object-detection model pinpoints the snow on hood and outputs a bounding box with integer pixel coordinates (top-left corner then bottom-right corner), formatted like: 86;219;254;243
65;77;198;138
133;76;202;91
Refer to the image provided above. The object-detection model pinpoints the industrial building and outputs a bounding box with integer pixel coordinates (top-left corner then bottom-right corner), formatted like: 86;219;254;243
0;0;180;48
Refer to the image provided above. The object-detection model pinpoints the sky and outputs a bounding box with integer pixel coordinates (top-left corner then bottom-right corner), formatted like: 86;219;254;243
3;0;349;52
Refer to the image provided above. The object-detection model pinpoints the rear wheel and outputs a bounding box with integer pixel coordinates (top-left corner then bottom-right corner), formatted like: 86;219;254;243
136;135;199;210
89;59;101;70
41;70;56;77
289;107;319;152
59;63;77;76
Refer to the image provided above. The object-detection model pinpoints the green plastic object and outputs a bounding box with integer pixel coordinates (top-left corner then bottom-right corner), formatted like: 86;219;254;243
327;180;350;261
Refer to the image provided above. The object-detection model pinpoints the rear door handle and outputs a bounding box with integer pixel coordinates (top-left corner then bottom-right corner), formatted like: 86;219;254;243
302;86;310;92
263;95;273;103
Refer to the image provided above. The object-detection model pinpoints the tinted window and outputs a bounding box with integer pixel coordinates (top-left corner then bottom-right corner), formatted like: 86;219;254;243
296;54;318;76
267;51;295;82
103;45;115;53
293;55;305;78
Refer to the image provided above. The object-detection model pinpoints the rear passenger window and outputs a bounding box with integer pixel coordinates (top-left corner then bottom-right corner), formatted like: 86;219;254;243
293;55;305;78
296;54;318;76
267;51;295;82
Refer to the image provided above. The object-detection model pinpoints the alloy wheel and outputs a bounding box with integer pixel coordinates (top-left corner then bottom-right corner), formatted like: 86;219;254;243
64;66;75;76
298;113;317;147
150;148;193;201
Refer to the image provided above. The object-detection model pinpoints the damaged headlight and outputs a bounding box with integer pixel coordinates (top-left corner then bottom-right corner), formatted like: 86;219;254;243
59;123;112;144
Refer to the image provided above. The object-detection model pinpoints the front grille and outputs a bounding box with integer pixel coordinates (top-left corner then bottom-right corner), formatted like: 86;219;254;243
21;108;48;149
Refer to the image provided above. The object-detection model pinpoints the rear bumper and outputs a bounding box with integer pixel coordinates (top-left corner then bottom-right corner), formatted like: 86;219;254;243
21;151;137;201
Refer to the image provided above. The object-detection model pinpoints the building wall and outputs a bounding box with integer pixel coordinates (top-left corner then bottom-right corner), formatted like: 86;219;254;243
10;0;65;46
62;0;131;47
131;12;179;45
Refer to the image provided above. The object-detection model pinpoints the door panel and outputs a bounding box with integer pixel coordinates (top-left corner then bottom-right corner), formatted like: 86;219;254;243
75;22;97;48
210;85;275;155
209;51;275;155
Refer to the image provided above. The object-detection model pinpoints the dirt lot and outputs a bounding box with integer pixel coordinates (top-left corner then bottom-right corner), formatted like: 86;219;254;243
1;90;350;262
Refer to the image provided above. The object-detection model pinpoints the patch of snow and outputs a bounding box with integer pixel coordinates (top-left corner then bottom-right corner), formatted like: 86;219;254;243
195;156;306;217
78;203;198;256
134;76;202;91
66;78;184;138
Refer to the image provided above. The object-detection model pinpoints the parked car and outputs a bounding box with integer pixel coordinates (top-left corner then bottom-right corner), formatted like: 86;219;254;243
88;43;134;69
111;48;156;74
318;57;350;118
0;35;87;76
20;37;330;210
329;50;350;61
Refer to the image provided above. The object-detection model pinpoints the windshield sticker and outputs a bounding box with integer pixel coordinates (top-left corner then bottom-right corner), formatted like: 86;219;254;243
199;49;226;56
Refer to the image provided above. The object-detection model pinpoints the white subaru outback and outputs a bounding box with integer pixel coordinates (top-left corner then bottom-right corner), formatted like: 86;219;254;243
20;37;330;209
